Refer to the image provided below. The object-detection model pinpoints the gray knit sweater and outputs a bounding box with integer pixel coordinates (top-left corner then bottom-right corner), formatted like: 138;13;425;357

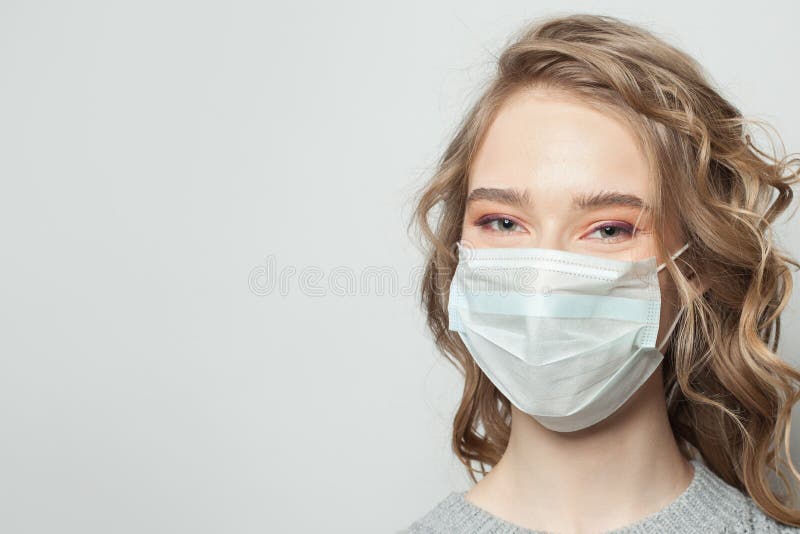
401;459;800;533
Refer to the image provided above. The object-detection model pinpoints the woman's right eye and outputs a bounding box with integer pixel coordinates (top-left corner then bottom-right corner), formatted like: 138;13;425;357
475;215;526;234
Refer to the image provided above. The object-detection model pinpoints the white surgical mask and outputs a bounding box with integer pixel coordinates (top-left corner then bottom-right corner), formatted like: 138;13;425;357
447;242;690;432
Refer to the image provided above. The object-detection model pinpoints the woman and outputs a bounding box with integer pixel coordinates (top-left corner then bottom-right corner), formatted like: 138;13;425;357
404;13;800;533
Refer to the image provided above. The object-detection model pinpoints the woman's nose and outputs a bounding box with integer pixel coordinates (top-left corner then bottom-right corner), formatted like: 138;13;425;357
529;227;568;252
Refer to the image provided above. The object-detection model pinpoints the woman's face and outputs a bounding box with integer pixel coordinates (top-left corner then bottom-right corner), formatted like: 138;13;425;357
462;87;680;264
461;87;684;343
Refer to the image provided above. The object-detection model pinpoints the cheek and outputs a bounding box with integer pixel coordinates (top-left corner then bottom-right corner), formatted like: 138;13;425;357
460;217;473;236
458;219;478;246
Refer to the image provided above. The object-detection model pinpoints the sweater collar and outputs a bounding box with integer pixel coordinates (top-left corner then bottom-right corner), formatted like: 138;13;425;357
438;459;749;533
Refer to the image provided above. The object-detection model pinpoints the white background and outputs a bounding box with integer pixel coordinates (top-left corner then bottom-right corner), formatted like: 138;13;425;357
1;1;799;533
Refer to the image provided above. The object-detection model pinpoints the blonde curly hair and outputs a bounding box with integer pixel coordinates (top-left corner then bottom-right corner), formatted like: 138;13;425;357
412;13;800;526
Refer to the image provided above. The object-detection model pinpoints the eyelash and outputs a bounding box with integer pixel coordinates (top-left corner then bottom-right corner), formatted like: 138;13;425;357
585;222;635;242
475;215;526;234
474;215;636;243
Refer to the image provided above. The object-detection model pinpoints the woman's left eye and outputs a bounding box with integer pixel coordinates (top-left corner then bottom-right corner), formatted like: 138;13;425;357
585;223;634;242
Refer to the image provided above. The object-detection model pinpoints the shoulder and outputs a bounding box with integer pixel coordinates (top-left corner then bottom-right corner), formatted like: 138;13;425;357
398;492;495;534
398;493;460;534
685;461;800;533
730;497;800;533
689;461;800;533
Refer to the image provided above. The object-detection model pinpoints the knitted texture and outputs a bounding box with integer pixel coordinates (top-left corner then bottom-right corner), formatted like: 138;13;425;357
401;459;800;533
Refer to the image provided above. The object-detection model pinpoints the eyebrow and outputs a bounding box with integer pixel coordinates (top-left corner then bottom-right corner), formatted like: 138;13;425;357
466;187;650;211
466;187;532;208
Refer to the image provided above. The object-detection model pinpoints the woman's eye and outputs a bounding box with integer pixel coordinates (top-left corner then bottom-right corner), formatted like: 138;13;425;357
586;223;634;242
477;216;525;233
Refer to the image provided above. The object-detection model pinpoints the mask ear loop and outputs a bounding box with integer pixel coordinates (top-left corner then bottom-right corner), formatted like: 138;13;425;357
665;377;681;409
656;242;691;273
454;240;469;261
660;306;686;408
657;241;692;409
657;306;684;353
632;211;691;409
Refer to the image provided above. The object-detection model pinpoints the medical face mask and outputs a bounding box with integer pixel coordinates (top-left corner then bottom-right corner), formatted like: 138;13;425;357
447;242;690;433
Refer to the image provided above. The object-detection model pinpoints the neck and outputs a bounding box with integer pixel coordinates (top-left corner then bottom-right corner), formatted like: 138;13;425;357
464;365;694;534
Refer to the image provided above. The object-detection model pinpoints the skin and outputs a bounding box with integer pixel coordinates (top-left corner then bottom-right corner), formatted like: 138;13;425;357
460;86;700;533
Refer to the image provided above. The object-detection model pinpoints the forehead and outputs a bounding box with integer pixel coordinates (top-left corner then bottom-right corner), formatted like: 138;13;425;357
469;88;652;200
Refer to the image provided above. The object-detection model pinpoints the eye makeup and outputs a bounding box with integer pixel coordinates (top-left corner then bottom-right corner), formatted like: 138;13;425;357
472;215;651;246
474;213;527;234
583;220;636;243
